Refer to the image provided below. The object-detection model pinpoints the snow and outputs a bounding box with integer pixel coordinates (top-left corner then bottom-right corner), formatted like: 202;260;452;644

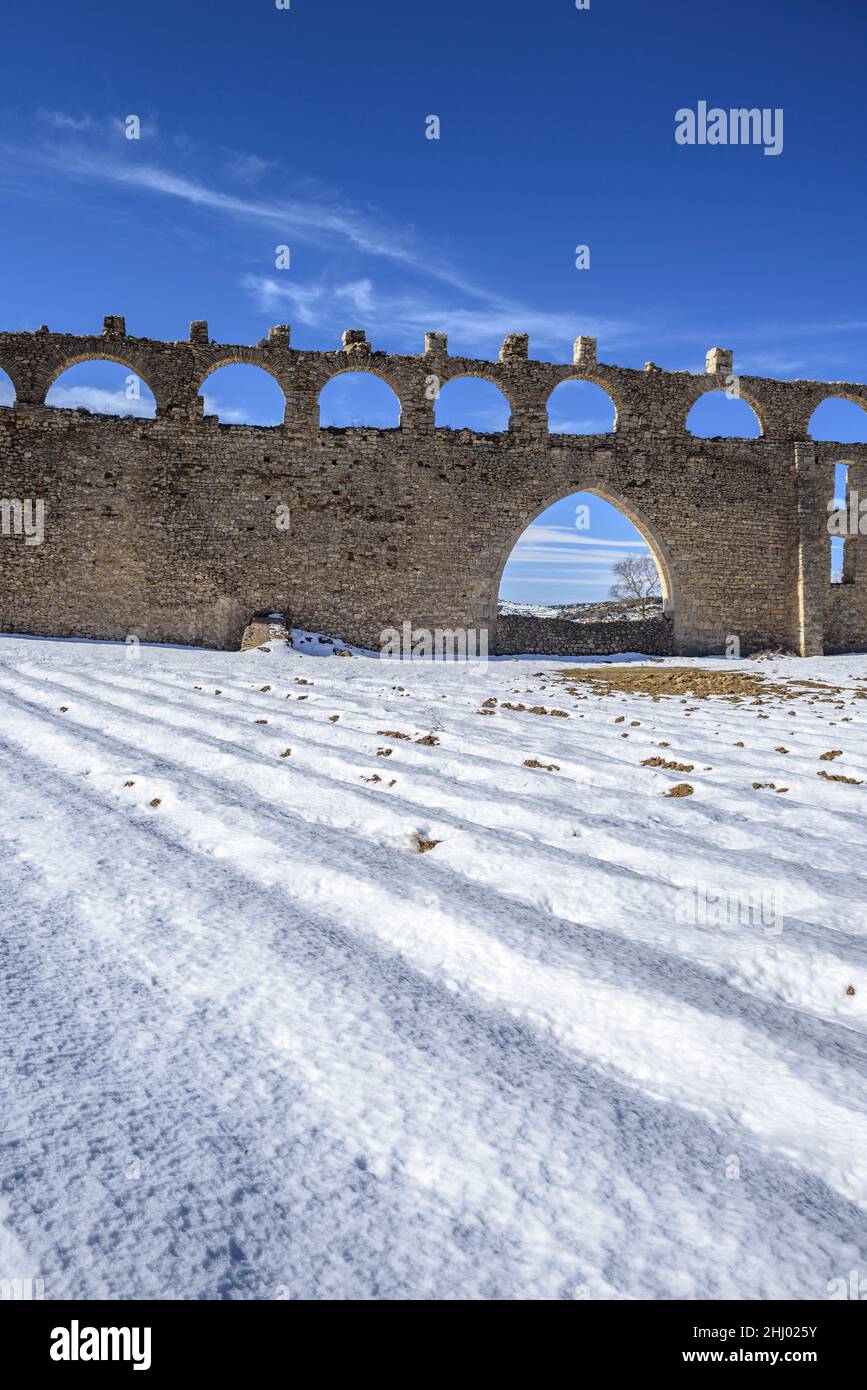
498;601;563;618
1;631;866;1300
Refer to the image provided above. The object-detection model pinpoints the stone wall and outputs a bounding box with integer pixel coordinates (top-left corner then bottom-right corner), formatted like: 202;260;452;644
497;613;673;657
1;318;867;655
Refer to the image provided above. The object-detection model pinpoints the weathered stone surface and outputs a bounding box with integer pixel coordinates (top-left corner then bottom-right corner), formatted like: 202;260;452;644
0;319;865;655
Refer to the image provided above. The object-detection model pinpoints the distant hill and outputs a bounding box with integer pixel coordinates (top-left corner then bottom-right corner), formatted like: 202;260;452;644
499;596;664;624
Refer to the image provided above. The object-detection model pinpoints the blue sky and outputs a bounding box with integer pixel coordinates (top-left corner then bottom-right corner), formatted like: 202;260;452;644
1;0;866;601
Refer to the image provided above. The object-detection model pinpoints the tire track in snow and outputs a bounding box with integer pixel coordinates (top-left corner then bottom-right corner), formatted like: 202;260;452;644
2;686;867;1216
2;744;864;1300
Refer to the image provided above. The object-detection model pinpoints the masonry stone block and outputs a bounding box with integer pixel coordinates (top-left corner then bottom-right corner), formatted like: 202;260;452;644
706;347;733;375
573;336;597;369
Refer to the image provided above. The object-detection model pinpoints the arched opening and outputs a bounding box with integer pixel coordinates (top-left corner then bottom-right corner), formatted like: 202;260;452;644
318;372;400;428
497;489;673;628
686;390;761;438
434;376;510;432
828;460;857;585
0;368;15;407
808;396;867;442
547;379;615;434
45;360;156;418
200;363;286;425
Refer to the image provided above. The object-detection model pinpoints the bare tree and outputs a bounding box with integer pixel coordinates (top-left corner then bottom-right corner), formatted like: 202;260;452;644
609;555;661;618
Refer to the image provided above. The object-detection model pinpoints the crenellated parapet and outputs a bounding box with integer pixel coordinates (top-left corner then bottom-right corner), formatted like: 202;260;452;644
3;316;866;440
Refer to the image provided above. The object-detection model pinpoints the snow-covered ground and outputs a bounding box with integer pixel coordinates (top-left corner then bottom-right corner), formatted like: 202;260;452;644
1;631;866;1300
498;601;564;618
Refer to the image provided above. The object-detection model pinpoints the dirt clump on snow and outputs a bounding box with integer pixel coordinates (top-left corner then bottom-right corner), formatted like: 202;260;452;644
642;756;694;772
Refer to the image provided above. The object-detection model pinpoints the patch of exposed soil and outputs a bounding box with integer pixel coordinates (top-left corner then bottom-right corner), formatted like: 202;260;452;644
557;666;844;703
641;757;695;772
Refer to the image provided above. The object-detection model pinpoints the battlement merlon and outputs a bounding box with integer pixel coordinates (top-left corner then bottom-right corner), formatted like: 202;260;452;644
0;317;865;386
1;320;867;439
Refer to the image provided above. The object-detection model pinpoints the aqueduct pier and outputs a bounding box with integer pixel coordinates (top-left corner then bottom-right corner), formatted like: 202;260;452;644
0;317;865;656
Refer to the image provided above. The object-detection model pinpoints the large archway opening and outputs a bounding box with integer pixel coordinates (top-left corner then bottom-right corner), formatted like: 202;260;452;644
496;488;674;652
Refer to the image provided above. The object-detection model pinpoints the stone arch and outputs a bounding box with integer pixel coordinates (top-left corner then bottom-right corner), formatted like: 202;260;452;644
317;368;403;428
808;394;867;442
197;360;287;425
491;482;678;649
434;373;512;431
0;366;15;406
685;387;763;438
44;356;158;417
546;377;617;433
44;353;159;401
195;351;287;391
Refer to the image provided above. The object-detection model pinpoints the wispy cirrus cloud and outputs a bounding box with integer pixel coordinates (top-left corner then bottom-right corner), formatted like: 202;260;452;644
0;119;639;354
6;115;865;371
223;150;276;184
507;524;650;569
503;576;624;588
37;109;94;132
241;272;635;355
518;525;648;549
3;136;478;293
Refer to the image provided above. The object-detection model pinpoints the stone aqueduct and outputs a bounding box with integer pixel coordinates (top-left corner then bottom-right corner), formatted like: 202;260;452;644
0;315;866;656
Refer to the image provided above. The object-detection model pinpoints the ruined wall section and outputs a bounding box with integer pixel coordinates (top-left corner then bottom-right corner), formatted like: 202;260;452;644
2;319;867;655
